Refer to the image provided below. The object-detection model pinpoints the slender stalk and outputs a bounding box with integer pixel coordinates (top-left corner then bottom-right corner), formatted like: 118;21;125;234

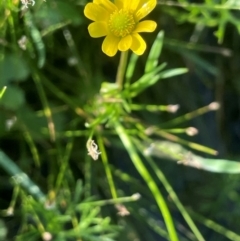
23;128;41;167
97;136;117;199
76;193;140;208
55;139;74;195
116;51;129;89
32;73;56;142
188;209;240;241
144;154;205;241
160;102;219;128
114;122;179;241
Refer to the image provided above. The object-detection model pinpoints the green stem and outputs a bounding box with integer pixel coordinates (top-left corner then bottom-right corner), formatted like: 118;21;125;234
188;209;240;241
23;128;41;167
114;122;179;241
144;153;205;241
97;136;117;199
116;51;128;89
76;193;140;208
55;139;74;194
32;73;55;142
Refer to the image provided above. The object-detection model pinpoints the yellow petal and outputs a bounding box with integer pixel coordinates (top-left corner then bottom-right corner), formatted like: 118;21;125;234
114;0;123;9
136;0;150;10
131;33;146;55
119;0;140;9
127;0;141;11
135;0;157;21
84;3;110;21
88;22;108;37
134;20;157;33
102;34;120;56
118;35;132;51
119;0;128;9
93;0;118;13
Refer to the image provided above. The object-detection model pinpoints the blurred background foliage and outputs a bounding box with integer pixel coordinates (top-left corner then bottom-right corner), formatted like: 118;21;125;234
1;0;240;240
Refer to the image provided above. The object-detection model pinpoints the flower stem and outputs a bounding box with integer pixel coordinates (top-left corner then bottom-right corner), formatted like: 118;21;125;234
116;51;128;89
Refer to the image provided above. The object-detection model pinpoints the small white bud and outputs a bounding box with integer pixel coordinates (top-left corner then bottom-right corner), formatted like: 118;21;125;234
185;127;198;136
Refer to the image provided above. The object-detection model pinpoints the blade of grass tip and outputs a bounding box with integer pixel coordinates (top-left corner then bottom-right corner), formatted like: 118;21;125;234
145;30;164;73
114;122;179;241
188;209;240;241
0;86;7;99
97;136;118;199
32;72;56;142
0;150;46;202
139;142;205;241
160;68;188;79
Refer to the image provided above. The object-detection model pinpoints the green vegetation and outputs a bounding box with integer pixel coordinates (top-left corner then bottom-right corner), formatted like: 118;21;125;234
1;0;240;240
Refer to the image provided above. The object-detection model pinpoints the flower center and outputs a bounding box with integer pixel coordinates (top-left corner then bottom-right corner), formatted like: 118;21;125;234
108;9;136;38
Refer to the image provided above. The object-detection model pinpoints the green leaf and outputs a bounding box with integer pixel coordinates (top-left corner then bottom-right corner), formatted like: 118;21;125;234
125;53;139;83
114;123;179;241
128;65;187;98
160;68;188;79
144;140;240;173
187;157;240;174
145;30;164;73
128;63;167;97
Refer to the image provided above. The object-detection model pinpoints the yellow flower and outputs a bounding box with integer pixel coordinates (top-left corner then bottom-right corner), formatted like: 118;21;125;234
84;0;157;57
